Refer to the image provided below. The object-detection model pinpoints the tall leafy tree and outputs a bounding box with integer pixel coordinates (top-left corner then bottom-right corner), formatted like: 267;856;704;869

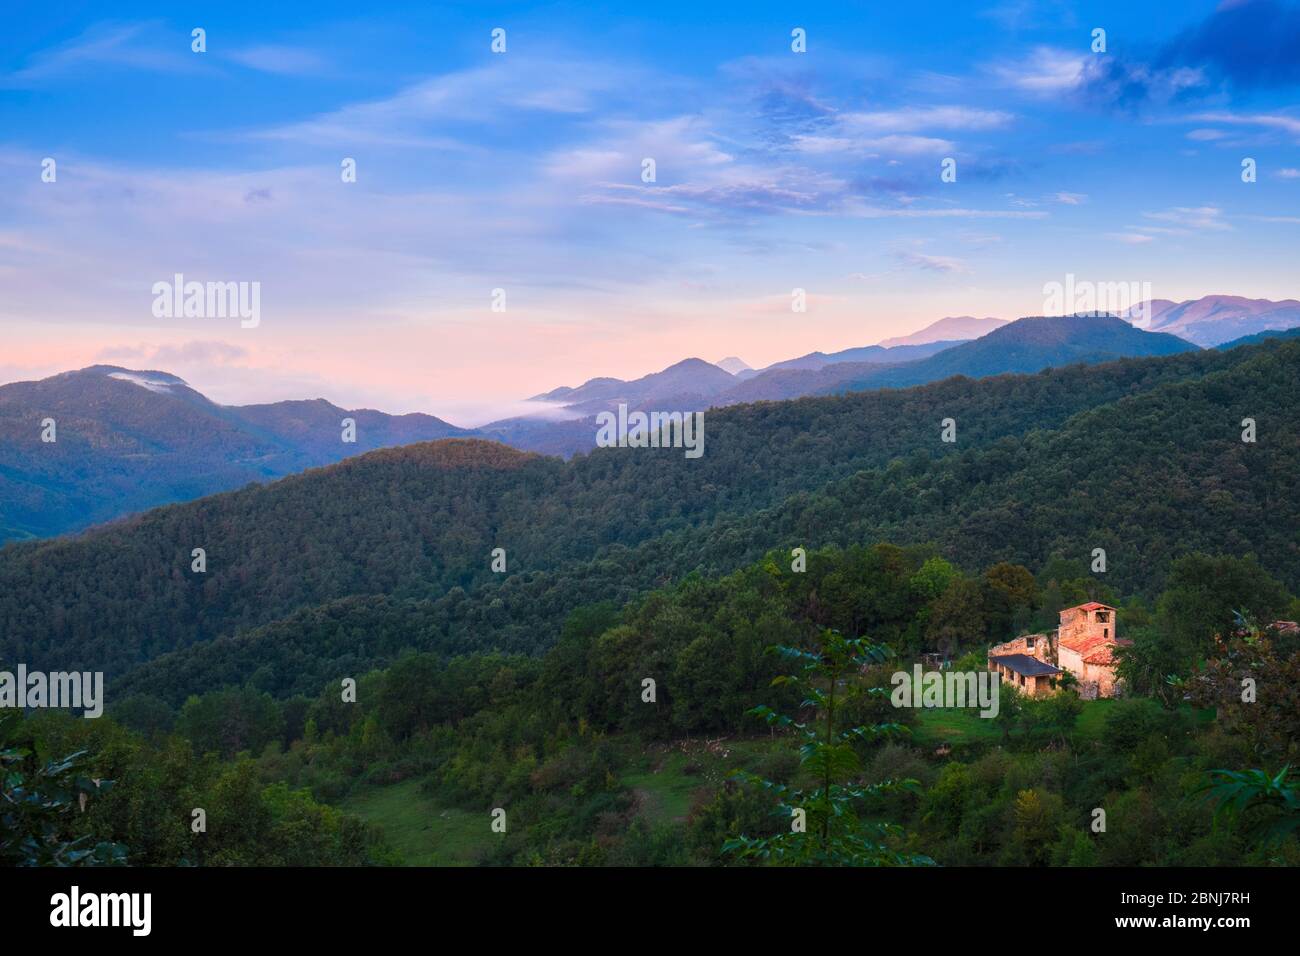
723;629;933;866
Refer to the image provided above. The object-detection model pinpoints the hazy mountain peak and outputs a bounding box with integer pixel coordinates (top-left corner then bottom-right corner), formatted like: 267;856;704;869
878;316;1008;348
1122;294;1300;346
715;357;752;375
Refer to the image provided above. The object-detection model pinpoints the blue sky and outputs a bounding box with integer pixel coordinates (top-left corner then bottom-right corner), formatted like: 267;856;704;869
2;1;1298;420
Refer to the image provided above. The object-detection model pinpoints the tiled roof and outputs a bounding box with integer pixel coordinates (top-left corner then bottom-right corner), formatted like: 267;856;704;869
1062;636;1132;665
1072;601;1116;611
991;653;1062;677
1059;633;1111;653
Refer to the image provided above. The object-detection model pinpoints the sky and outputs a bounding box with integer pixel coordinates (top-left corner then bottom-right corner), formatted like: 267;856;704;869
1;0;1298;424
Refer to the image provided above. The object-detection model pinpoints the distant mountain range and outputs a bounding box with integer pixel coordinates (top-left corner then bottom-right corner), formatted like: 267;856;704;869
714;357;752;375
529;357;738;414
1124;295;1300;346
759;339;959;374
2;295;1296;543
487;314;1199;449
878;315;1007;347
0;365;471;541
7;333;1299;692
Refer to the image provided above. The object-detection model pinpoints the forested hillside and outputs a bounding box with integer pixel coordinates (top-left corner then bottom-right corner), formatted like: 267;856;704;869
109;338;1300;705
11;542;1296;867
0;365;473;541
0;342;1275;681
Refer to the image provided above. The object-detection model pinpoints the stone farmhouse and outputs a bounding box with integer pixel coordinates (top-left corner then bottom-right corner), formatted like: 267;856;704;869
987;602;1130;699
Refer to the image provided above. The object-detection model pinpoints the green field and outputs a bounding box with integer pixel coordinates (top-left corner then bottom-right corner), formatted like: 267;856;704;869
909;697;1119;749
622;738;778;824
340;779;493;866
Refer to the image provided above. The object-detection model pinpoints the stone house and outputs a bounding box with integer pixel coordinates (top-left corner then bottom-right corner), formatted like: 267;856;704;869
988;653;1061;698
988;602;1130;699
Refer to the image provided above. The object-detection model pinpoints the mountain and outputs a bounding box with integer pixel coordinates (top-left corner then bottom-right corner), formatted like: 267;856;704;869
715;314;1198;404
484;315;1198;457
878;315;1007;347
1124;295;1300;346
527;357;737;412
1216;326;1300;350
5;337;1296;693
715;357;752;375
0;365;474;542
760;339;960;373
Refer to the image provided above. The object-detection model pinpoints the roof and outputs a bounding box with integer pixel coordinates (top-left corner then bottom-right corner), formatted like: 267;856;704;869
1082;642;1131;665
991;654;1062;677
1060;633;1111;654
1071;601;1116;612
1061;635;1132;665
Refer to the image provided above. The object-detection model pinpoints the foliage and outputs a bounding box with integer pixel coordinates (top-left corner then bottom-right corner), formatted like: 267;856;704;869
0;715;126;866
723;630;933;866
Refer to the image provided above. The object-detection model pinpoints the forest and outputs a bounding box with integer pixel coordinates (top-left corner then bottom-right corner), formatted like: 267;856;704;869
4;542;1296;866
3;337;1298;866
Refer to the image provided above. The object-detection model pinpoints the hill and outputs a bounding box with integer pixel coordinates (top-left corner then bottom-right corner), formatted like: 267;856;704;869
3;339;1294;692
1126;295;1300;346
878;315;1007;347
759;339;959;373
108;337;1300;704
716;314;1197;404
1215;326;1300;350
0;365;474;541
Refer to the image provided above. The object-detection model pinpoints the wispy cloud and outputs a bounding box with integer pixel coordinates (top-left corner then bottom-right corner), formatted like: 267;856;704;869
1142;205;1232;231
248;57;636;147
894;250;972;274
227;45;326;76
1185;110;1300;139
2;22;201;86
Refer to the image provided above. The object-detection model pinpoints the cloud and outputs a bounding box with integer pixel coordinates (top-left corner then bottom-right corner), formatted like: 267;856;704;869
791;133;955;156
249;56;635;147
1141;205;1232;231
894;251;972;274
2;22;201;86
1020;2;1300;112
991;47;1087;93
1185;110;1300;139
836;106;1014;133
227;45;326;76
1054;191;1086;205
97;340;250;366
1106;232;1156;244
1156;0;1300;91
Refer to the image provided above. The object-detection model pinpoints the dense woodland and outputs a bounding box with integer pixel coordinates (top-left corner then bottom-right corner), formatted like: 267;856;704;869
2;340;1297;687
5;543;1297;866
3;337;1299;866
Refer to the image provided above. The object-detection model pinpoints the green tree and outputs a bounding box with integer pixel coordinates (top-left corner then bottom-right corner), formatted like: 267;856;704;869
723;629;932;866
0;715;126;866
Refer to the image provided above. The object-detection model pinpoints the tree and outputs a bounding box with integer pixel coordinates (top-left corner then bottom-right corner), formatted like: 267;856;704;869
0;715;126;866
926;577;987;656
723;629;932;866
1157;553;1288;663
983;562;1038;635
1198;766;1300;848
